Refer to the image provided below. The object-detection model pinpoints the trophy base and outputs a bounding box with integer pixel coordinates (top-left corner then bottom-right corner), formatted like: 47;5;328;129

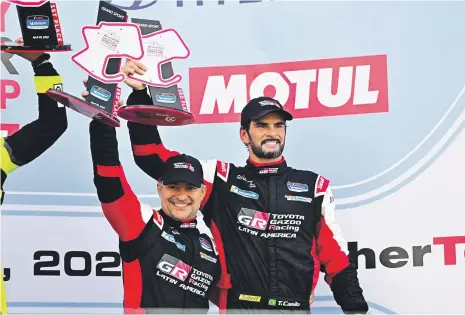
1;43;72;53
46;89;120;127
118;105;195;126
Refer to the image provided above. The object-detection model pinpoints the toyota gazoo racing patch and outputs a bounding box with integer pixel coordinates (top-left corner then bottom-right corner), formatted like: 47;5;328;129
156;254;214;297
237;208;304;239
287;181;309;192
173;162;194;171
258;167;278;175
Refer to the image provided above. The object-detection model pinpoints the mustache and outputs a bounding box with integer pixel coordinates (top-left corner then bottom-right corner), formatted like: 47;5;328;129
168;197;193;205
261;138;281;145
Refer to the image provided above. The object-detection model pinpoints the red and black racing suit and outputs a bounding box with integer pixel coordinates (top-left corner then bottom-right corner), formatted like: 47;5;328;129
124;88;369;314
89;120;220;313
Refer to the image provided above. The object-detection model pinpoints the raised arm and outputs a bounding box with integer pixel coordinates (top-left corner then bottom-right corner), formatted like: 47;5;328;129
126;88;179;182
89;120;152;242
1;54;67;204
125;87;220;209
314;178;368;314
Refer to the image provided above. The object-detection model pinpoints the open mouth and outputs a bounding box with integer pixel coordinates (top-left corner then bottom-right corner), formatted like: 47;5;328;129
262;139;280;149
169;200;192;209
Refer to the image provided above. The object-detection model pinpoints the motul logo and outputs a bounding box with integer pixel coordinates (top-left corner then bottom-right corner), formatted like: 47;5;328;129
157;254;192;281
189;54;388;124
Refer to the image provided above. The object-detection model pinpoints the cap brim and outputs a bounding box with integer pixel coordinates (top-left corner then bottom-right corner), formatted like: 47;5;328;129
162;177;202;188
250;108;293;122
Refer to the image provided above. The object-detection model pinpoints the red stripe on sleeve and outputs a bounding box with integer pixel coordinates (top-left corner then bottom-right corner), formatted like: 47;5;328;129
98;165;146;242
210;220;231;314
132;143;179;161
97;165;122;177
122;260;144;314
316;217;349;285
310;237;320;291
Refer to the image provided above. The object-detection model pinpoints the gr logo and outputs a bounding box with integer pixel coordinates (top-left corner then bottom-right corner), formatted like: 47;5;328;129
157;254;191;281
237;208;270;230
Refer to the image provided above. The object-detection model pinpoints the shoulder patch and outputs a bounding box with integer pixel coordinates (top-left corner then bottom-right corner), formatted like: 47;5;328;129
315;175;330;197
152;209;164;230
216;160;230;182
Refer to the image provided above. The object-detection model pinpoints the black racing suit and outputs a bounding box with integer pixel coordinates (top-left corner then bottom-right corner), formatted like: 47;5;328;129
125;88;369;314
1;58;67;315
89;120;220;314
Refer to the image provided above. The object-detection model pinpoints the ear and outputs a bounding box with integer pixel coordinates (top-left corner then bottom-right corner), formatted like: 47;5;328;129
200;185;207;201
157;182;163;196
240;127;250;145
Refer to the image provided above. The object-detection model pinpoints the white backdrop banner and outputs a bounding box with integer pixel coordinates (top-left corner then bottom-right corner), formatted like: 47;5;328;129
1;0;465;314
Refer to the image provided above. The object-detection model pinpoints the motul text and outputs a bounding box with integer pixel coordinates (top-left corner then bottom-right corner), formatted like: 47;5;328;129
189;54;388;124
349;236;465;269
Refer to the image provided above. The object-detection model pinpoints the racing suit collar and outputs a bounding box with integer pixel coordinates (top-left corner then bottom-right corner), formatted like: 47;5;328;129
158;208;198;229
246;156;287;176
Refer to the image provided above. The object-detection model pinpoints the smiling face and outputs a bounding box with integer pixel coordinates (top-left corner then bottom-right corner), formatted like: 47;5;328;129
240;112;287;162
157;182;206;221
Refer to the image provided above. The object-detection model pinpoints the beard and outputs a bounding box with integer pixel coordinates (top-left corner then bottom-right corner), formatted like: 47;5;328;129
250;138;285;159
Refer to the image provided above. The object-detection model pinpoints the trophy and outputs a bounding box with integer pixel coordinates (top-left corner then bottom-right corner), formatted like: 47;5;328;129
46;1;129;127
117;18;194;126
1;0;72;53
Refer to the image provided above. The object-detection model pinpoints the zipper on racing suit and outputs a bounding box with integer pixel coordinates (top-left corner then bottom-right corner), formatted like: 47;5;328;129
268;175;279;299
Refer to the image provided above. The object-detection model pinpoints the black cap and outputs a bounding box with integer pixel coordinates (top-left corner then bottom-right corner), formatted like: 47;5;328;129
240;96;293;128
161;154;203;188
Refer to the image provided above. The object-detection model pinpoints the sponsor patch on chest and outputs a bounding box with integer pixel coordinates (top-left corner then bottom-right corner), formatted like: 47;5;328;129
200;252;217;263
230;185;259;199
287;181;309;192
285;195;312;203
199;237;212;252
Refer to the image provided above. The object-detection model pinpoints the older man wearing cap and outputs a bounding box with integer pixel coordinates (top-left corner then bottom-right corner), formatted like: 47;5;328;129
106;60;368;314
86;115;220;313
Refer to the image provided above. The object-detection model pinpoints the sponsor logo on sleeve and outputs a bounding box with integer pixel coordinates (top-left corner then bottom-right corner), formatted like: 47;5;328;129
315;175;330;197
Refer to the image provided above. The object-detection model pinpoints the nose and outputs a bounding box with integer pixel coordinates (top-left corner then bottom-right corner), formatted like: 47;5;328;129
174;193;189;201
266;126;280;138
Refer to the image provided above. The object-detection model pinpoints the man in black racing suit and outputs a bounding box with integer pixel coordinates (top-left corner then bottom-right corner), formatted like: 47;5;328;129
84;86;220;313
119;60;369;314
